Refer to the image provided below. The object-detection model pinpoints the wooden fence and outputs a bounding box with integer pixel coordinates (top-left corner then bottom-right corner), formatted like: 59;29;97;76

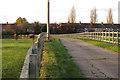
52;31;120;44
20;32;46;79
76;31;120;44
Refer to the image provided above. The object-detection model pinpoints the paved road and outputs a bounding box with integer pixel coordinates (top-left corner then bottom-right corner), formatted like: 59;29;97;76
60;38;118;78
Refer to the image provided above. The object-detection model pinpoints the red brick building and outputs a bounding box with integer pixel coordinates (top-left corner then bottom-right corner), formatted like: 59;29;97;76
1;22;120;35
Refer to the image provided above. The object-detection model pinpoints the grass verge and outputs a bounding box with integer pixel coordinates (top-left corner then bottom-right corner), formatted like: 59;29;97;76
2;39;36;78
40;38;85;78
77;38;120;53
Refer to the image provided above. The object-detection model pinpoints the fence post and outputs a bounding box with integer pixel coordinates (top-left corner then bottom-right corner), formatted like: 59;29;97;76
96;32;98;40
116;31;119;44
100;31;101;41
87;32;88;38
29;44;39;78
98;32;99;40
85;32;86;38
92;32;93;39
94;32;95;39
90;32;91;39
29;54;38;78
83;33;84;38
109;31;110;42
88;32;89;38
105;31;107;41
96;32;97;40
82;32;85;38
88;32;90;39
82;33;83;38
112;31;114;43
35;42;41;72
95;32;96;40
91;32;93;40
84;32;85;38
92;32;95;39
88;32;90;38
86;32;88;38
102;32;104;40
97;32;99;40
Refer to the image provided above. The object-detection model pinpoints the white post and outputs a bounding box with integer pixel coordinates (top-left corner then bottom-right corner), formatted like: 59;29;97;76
117;31;119;44
109;30;110;42
100;31;101;41
112;31;114;43
47;0;50;40
102;31;104;40
105;31;107;41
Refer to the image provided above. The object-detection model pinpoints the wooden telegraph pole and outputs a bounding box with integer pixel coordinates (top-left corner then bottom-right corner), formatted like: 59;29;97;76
47;0;50;41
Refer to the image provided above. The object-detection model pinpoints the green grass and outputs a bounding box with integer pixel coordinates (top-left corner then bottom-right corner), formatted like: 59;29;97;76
40;38;85;78
2;39;36;78
0;39;1;79
77;38;120;53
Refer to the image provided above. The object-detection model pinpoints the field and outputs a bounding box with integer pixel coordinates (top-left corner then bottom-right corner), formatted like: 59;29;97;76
2;38;36;78
77;38;120;53
2;35;119;79
40;38;85;78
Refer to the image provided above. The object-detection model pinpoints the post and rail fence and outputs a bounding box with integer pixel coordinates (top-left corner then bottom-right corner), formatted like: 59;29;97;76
52;31;120;44
20;32;46;79
19;31;119;79
76;31;120;44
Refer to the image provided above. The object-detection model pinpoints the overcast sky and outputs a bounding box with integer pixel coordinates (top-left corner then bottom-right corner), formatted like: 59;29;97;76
0;0;119;24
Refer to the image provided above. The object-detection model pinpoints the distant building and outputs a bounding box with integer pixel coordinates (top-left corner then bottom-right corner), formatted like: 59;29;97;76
58;23;120;33
0;22;120;35
2;23;17;34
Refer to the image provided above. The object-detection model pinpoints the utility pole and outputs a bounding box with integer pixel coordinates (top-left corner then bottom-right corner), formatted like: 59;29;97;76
47;0;50;40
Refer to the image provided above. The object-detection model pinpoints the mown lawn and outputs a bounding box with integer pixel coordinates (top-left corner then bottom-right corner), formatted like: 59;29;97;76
40;38;85;78
2;39;36;78
77;38;120;53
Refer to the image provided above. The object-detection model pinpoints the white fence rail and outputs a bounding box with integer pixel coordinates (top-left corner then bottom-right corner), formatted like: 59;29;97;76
77;31;120;44
52;31;120;44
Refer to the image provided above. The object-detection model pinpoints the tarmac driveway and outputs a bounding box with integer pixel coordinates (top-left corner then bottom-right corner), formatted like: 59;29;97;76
60;38;118;78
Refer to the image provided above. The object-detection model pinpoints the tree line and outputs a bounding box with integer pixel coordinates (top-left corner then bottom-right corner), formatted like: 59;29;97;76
68;6;113;24
2;17;47;35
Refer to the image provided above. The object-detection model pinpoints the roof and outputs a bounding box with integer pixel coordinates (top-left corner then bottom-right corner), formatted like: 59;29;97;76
0;23;120;29
58;23;120;29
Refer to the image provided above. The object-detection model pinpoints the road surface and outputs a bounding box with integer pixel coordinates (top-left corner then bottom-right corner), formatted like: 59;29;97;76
60;38;118;78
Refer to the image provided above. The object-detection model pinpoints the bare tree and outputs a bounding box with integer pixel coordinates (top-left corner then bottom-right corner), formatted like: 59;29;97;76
107;8;113;24
68;16;70;23
68;6;76;23
90;8;97;23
